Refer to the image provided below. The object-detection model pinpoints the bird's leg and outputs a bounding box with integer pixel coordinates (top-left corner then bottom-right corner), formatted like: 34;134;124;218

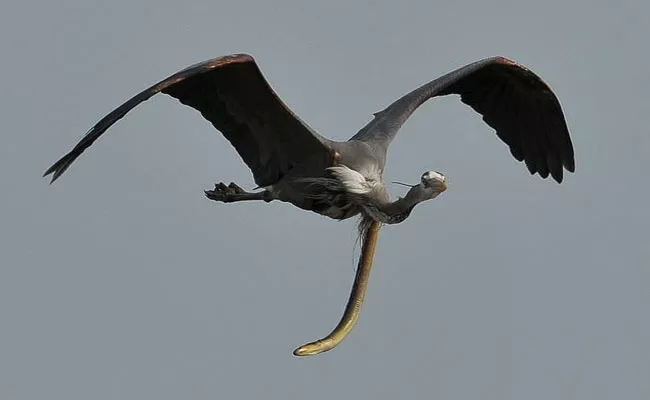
293;220;381;356
204;182;273;203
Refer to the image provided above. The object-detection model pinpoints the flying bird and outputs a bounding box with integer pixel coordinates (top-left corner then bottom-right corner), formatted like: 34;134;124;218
45;53;575;356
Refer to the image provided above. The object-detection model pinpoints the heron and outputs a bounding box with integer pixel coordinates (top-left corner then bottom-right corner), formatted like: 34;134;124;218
45;53;575;356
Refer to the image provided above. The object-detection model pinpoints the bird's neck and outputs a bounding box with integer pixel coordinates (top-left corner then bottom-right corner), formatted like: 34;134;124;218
363;186;424;224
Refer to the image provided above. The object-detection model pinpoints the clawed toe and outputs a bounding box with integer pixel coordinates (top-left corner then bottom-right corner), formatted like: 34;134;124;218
204;188;221;201
205;182;249;202
227;182;245;194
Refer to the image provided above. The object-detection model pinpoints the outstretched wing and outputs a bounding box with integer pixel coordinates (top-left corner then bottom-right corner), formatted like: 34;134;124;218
351;57;575;183
44;54;332;187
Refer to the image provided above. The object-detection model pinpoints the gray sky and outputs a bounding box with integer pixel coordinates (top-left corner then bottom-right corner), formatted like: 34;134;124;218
2;0;648;399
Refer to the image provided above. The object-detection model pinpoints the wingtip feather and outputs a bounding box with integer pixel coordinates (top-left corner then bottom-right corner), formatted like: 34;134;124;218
551;170;564;184
43;153;75;184
565;159;576;173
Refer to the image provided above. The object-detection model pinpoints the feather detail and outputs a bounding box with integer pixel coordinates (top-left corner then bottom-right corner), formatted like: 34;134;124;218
327;165;378;195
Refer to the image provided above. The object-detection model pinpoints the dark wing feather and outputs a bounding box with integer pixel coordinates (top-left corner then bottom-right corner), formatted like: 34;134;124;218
44;54;332;186
351;57;575;183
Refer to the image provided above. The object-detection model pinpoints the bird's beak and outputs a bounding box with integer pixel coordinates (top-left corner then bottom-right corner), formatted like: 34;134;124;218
439;180;447;192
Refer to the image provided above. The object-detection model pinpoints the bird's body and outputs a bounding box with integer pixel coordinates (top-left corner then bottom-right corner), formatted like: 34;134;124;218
262;140;376;220
45;53;574;356
257;139;389;221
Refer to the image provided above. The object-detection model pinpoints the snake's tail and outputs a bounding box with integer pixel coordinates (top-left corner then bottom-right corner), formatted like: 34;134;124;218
293;220;381;356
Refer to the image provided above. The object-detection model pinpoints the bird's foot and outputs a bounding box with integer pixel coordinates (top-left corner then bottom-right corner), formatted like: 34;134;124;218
204;182;270;203
205;182;247;202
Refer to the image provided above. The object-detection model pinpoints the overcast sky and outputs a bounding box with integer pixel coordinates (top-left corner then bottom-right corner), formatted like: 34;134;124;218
2;0;648;399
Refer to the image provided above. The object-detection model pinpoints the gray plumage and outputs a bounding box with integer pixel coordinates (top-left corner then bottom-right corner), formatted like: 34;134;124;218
44;54;575;225
43;53;576;356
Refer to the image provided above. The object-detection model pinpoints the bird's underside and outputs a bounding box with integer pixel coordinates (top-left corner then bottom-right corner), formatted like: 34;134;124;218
204;177;362;220
44;53;575;356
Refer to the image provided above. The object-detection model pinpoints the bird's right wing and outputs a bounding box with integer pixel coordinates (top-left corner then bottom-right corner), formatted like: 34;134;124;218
351;57;574;183
45;54;333;187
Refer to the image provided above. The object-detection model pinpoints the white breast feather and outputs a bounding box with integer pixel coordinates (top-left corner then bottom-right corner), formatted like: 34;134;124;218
327;165;378;195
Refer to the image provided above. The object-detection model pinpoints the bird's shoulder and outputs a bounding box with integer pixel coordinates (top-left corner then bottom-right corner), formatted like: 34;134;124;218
332;140;385;180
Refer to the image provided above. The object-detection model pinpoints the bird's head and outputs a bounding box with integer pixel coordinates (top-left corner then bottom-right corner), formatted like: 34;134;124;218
421;170;446;191
396;170;447;207
419;170;447;198
393;170;447;203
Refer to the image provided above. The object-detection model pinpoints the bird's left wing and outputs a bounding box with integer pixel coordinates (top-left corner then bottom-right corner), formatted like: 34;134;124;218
44;54;333;187
351;57;574;183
